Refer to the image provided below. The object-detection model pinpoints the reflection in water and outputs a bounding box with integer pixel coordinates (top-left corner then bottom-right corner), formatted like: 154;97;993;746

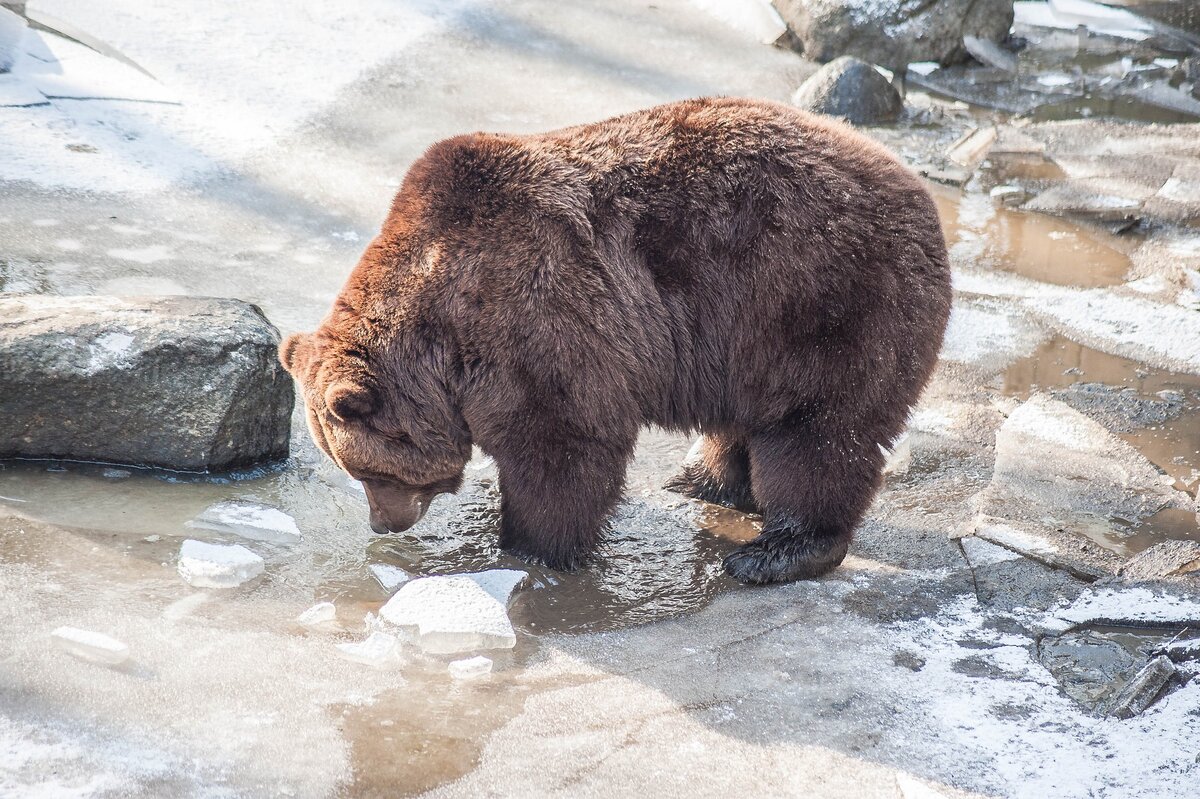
930;185;1135;288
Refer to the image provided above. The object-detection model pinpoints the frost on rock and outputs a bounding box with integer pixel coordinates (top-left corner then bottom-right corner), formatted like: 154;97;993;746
369;563;410;592
968;395;1194;576
176;539;265;588
336;631;400;668
51;626;129;666
378;570;528;655
187;501;301;545
448;656;493;680
296;602;338;630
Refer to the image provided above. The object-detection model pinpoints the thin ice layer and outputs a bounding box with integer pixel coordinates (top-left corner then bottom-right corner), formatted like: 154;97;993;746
187;501;301;545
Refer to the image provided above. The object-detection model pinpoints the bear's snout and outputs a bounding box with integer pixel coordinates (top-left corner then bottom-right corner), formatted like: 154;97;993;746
361;478;434;535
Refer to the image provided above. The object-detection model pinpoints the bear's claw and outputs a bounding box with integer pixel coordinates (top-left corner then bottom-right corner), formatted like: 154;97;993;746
723;528;849;584
664;464;758;514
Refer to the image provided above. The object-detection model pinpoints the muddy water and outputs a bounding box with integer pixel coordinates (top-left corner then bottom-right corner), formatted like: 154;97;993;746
0;428;751;636
931;185;1135;288
1002;335;1200;551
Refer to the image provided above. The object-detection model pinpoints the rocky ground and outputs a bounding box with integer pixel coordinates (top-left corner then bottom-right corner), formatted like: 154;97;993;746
2;1;1200;797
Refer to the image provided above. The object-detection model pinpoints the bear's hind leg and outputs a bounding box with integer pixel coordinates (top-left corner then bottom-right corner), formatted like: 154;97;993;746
664;431;758;513
723;415;885;584
496;434;634;571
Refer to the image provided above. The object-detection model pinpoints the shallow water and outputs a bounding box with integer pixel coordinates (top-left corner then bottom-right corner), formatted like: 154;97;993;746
931;186;1135;288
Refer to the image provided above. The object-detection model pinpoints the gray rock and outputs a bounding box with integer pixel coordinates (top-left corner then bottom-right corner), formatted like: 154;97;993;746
791;56;902;125
1120;541;1200;581
0;295;292;471
1104;655;1181;719
774;0;1015;70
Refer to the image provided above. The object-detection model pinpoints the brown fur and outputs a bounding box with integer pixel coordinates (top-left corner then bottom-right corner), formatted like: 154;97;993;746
281;97;951;583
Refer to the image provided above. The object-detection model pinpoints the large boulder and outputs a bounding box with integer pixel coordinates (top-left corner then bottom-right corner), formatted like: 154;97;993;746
774;0;1015;70
0;295;292;471
791;56;903;124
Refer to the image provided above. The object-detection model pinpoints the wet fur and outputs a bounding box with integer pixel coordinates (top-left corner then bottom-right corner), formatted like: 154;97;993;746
283;97;951;583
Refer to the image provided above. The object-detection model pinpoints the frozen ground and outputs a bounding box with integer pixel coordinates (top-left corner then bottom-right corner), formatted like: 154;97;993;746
2;1;1200;797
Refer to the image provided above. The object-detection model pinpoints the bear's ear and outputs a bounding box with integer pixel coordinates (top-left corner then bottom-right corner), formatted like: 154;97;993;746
325;381;376;422
279;333;313;377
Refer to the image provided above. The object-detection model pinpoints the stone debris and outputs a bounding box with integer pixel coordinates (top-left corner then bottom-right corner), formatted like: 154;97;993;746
176;539;264;589
51;626;129;666
0;296;292;471
369;563;411;592
1104;655;1181;719
296;602;338;630
1119;541;1200;581
447;656;493;680
791;56;902;125
378;570;528;655
187;501;301;545
335;631;400;668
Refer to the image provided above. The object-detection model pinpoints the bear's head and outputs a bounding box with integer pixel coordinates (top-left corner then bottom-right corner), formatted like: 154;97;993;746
279;330;469;535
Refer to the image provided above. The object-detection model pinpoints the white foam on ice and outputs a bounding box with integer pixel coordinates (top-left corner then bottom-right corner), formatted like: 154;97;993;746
176;539;264;589
50;627;129;666
187;501;301;545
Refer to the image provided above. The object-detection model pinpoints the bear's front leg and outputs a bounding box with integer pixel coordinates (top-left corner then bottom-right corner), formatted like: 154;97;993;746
495;435;635;571
723;419;885;584
664;431;757;513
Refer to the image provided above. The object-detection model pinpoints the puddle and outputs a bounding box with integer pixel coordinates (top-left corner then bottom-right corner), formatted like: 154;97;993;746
0;430;755;637
1038;623;1190;713
1001;335;1200;552
1025;95;1200;124
931;185;1135;287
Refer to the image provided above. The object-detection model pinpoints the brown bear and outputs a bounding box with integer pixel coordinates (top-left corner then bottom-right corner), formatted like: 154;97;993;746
280;97;951;584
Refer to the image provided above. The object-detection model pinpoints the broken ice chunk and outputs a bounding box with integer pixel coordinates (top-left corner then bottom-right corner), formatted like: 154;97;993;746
379;570;527;655
187;501;301;545
177;539;264;588
51;627;129;666
467;569;528;606
296;602;338;630
369;563;411;592
336;631;400;667
448;656;493;680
